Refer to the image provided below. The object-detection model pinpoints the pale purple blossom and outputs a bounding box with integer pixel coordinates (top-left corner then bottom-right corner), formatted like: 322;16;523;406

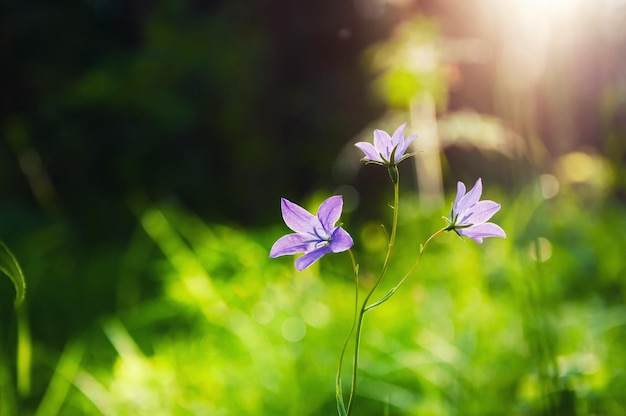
354;123;416;166
270;196;354;271
447;178;506;243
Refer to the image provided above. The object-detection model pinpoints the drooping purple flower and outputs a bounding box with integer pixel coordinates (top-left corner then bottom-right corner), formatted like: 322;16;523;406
269;196;354;271
354;123;417;166
446;178;506;243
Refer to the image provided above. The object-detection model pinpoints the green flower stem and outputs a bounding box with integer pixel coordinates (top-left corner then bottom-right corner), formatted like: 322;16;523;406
365;227;446;312
340;221;445;415
336;249;359;416
345;176;400;415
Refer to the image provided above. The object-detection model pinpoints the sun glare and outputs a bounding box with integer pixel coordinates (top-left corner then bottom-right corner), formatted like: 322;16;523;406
517;0;580;16
491;0;584;90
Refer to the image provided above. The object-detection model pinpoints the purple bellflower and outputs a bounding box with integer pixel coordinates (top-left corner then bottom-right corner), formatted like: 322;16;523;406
446;178;506;243
354;123;417;167
269;196;354;271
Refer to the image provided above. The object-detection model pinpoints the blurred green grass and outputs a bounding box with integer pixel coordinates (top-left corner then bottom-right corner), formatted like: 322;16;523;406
2;174;626;415
3;2;626;415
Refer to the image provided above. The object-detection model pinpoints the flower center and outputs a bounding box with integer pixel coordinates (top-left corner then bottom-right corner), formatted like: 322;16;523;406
315;240;331;249
311;226;332;248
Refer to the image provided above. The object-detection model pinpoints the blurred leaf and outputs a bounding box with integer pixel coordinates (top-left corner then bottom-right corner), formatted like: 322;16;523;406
366;17;448;110
0;241;26;307
337;401;347;416
35;339;85;416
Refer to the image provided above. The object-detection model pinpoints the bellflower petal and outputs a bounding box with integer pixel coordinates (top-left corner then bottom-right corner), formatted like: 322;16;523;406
455;178;483;216
396;134;417;161
355;123;417;166
458;200;500;225
269;234;311;257
447;178;505;243
373;129;393;160
354;142;382;163
295;246;333;271
329;227;354;253
281;198;319;234
458;223;506;244
317;195;343;232
270;196;354;270
390;123;407;147
452;181;466;216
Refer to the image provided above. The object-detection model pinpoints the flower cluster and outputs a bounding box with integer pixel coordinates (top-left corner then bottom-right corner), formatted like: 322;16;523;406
270;123;505;270
268;121;507;416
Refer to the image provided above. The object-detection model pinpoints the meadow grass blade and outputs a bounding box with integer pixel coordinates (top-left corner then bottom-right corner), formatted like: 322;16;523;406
0;344;17;416
0;241;26;307
35;339;85;416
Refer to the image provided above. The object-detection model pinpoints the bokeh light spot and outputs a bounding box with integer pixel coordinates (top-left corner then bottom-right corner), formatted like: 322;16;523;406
301;301;331;328
558;152;596;183
529;238;553;262
354;0;385;19
281;317;307;343
540;174;560;199
337;28;351;40
251;301;274;325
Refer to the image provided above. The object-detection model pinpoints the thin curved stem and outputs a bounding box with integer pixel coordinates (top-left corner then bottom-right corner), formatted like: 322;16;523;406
365;227;446;312
336;250;359;415
346;178;400;415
